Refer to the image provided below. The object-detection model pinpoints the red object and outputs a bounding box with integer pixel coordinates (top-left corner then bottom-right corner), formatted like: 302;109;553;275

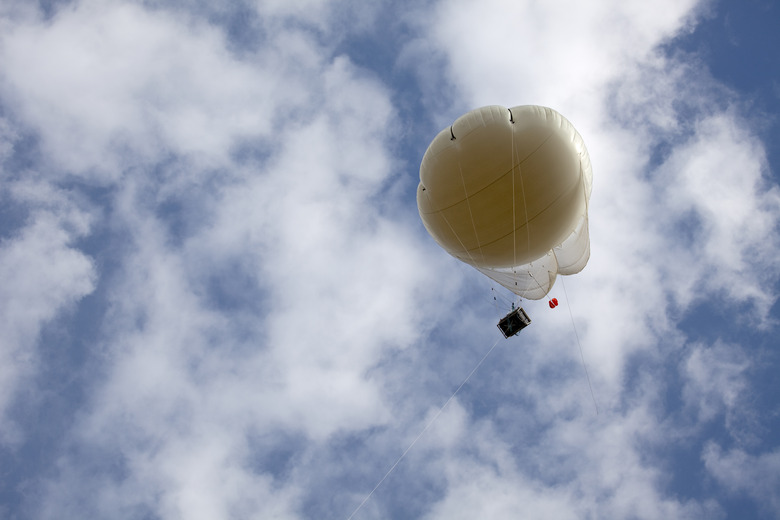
552;298;558;306
549;300;555;308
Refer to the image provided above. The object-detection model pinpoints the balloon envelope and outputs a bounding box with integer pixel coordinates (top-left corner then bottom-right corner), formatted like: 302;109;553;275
417;105;592;299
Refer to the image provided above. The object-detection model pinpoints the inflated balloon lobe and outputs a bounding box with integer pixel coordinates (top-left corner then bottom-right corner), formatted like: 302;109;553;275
417;105;592;300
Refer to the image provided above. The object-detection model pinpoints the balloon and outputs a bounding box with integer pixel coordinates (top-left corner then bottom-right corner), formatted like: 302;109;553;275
417;105;592;300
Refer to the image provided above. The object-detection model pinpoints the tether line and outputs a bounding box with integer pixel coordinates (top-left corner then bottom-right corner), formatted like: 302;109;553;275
560;277;598;414
346;337;503;520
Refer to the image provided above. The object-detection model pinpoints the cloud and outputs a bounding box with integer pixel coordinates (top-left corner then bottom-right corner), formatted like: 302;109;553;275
656;113;780;318
0;1;455;517
396;0;780;517
0;0;313;181
677;340;768;451
0;0;778;518
0;179;96;444
704;444;780;517
682;342;748;420
406;0;701;118
411;400;722;520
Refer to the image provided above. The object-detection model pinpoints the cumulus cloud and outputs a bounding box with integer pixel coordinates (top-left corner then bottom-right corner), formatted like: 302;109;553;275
682;342;749;420
677;340;768;451
406;0;701;119
704;444;780;517
0;0;778;518
0;0;312;180
395;0;780;517
1;0;447;517
410;400;721;520
0;179;96;444
656;113;780;317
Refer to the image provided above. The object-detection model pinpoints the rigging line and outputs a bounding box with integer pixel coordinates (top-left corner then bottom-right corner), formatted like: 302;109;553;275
526;268;547;295
458;162;485;265
517;161;532;260
346;337;503;520
513;132;533;294
560;277;599;415
422;187;480;268
422;133;555;214
491;286;514;311
510;114;517;271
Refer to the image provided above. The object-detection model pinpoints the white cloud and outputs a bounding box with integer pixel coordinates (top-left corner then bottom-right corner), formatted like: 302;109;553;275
656;113;780;318
0;179;96;444
403;0;728;391
394;0;780;517
0;0;311;181
0;116;17;162
407;0;780;374
1;1;455;517
1;0;778;518
406;0;701;119
682;341;749;424
415;402;721;520
704;444;780;517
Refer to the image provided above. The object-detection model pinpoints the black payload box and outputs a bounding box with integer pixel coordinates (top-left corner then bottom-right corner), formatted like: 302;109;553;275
497;307;531;338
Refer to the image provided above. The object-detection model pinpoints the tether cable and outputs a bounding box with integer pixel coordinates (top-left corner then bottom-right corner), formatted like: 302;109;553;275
345;337;503;520
560;277;598;414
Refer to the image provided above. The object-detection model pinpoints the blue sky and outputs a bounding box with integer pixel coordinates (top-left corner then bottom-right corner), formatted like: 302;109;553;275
0;0;778;519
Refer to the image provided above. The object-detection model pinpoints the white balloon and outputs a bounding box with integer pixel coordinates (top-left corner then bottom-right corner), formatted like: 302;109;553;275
417;105;592;299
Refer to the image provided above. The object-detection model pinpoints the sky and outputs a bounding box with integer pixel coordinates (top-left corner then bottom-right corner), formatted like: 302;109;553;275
0;0;779;518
